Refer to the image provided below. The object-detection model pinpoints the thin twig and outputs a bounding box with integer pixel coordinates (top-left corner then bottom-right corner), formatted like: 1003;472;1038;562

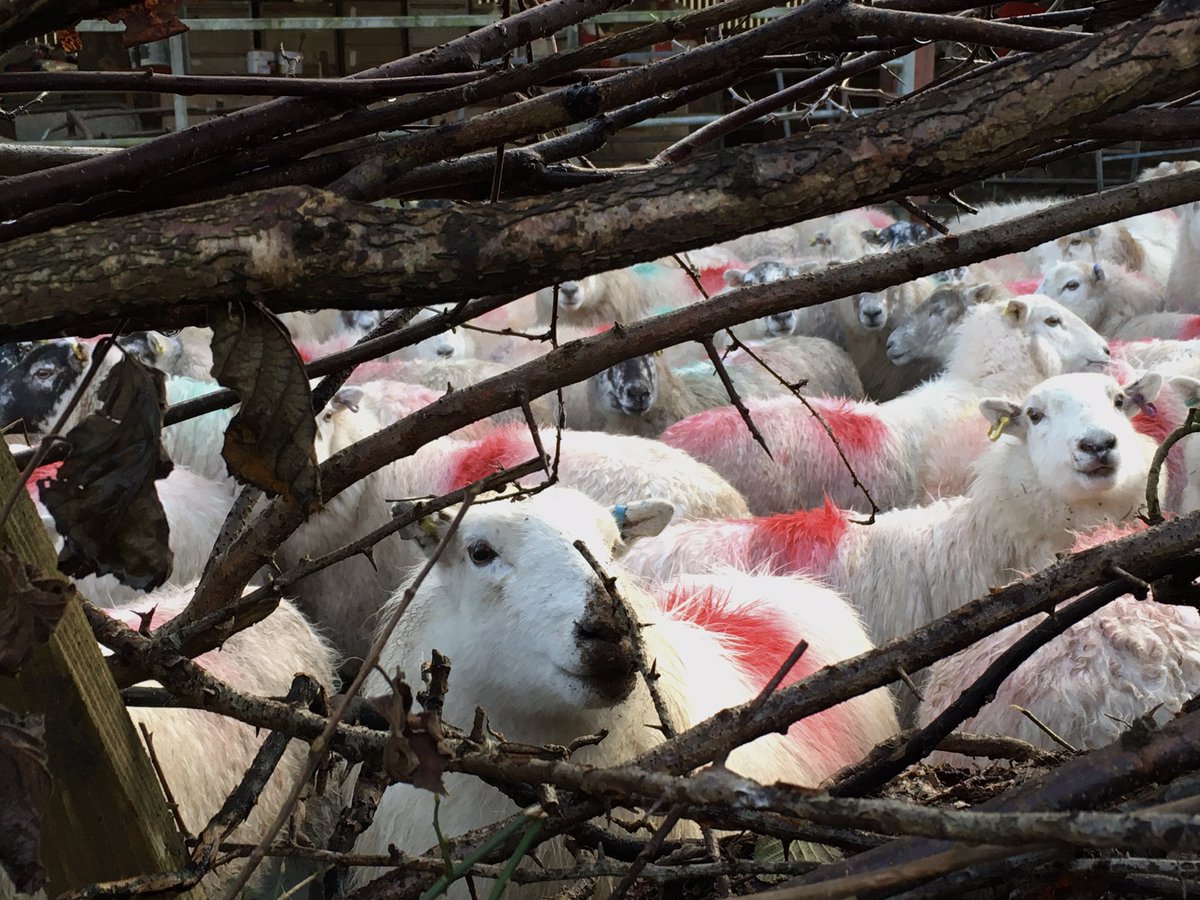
1145;408;1200;525
609;805;686;900
701;337;773;460
1011;704;1080;752
138;722;192;841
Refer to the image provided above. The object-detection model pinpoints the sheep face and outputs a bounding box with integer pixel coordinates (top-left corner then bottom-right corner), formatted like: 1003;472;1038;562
846;291;889;330
723;261;814;338
400;489;673;712
341;309;383;334
116;332;184;373
1001;295;1110;375
886;282;995;366
1037;261;1105;327
980;371;1159;506
402;307;469;360
535;275;607;320
595;354;658;417
0;339;87;433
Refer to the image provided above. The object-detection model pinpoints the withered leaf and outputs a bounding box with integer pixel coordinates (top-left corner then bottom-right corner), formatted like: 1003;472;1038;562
0;552;70;676
210;303;321;515
105;0;188;48
0;707;50;894
40;356;174;592
368;671;451;794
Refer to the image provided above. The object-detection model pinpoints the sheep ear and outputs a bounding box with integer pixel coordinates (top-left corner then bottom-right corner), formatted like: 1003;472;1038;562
861;229;884;246
1086;227;1102;238
333;386;363;414
1170;375;1200;409
395;505;455;552
723;268;746;287
1003;298;1030;325
613;499;674;551
1092;263;1105;283
966;283;995;304
980;398;1026;441
1122;372;1163;418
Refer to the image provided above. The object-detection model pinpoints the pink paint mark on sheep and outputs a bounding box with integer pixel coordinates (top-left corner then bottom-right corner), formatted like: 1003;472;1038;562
1005;278;1042;296
25;462;62;499
862;209;895;229
446;426;529;490
660;583;855;758
699;265;737;297
661;403;750;460
809;398;889;452
104;601;238;680
746;500;849;576
1178;317;1200;341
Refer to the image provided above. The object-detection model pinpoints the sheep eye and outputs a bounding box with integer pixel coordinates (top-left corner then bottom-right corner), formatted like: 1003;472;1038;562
322;411;333;422
1063;281;1080;291
468;540;498;566
1069;238;1082;246
1114;395;1124;409
1044;316;1062;327
1026;408;1044;424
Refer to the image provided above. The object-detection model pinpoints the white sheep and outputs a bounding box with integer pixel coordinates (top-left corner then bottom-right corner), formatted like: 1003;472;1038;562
352;488;898;891
628;372;1161;652
1167;199;1200;312
533;259;721;329
719;260;846;348
662;295;1112;515
111;583;338;896
337;381;496;440
345;355;511;391
396;423;751;522
1113;312;1200;341
279;308;379;344
1036;219;1176;288
918;523;1200;759
707;207;894;264
28;463;234;607
1038;260;1164;335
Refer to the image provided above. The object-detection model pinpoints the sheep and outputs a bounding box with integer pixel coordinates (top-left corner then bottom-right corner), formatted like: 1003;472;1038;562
399;423;751;521
28;463;234;607
1037;220;1176;288
117;328;214;380
707;207;894;262
338;382;496;440
279;308;380;344
1038;260;1164;335
395;306;474;360
917;522;1200;759
109;583;338;896
719;260;846;347
275;393;425;662
533;258;726;329
352;487;898;892
345;355;511;390
550;335;863;437
1167;199;1200;312
629;372;1160;654
834;277;940;401
884;281;1009;370
1113;312;1200;341
662;295;1112;515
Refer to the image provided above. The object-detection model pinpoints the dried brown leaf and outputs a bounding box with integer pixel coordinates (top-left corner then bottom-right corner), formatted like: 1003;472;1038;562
105;0;188;47
0;553;70;676
39;357;174;591
0;707;50;894
210;303;321;515
369;671;451;794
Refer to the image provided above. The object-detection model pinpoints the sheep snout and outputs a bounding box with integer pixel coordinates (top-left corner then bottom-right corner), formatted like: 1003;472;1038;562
558;281;583;308
767;311;796;336
572;595;639;702
1075;430;1119;475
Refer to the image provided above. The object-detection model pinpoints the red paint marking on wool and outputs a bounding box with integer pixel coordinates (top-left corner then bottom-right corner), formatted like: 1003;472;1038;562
809;398;888;452
862;209;895;229
446;425;529;490
746;500;848;577
1179;316;1200;341
661;403;751;460
24;462;62;499
661;586;822;689
698;265;737;298
1005;278;1042;296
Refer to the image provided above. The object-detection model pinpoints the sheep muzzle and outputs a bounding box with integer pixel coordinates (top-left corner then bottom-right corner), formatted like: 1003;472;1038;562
573;593;638;702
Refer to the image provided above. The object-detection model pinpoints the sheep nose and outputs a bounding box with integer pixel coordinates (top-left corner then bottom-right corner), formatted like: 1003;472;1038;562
559;282;581;303
437;344;455;357
1078;433;1117;457
861;308;884;328
623;388;652;412
574;612;638;701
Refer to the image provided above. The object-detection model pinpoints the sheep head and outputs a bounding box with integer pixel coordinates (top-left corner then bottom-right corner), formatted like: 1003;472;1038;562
0;338;89;434
998;295;1111;377
396;488;674;712
596;353;659;417
980;371;1160;507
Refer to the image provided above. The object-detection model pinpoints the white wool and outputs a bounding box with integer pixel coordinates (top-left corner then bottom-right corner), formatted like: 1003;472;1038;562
663;296;1112;514
533;262;701;329
1167;200;1200;312
1037;219;1176;288
631;373;1159;655
351;488;897;895
117;584;337;896
834;277;940;400
919;594;1200;761
1038;260;1164;335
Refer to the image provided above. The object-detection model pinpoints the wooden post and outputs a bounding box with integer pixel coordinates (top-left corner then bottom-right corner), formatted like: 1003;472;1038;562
0;444;204;897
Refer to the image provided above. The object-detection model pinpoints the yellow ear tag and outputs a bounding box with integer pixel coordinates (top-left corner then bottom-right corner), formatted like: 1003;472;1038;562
418;516;441;539
987;415;1011;442
71;342;87;362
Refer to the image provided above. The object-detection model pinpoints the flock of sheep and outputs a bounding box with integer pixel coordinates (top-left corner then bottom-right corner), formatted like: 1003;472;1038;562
4;157;1200;896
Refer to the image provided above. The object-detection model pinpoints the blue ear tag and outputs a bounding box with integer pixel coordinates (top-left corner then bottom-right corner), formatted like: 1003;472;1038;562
612;504;628;528
631;263;659;276
1132;392;1158;417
